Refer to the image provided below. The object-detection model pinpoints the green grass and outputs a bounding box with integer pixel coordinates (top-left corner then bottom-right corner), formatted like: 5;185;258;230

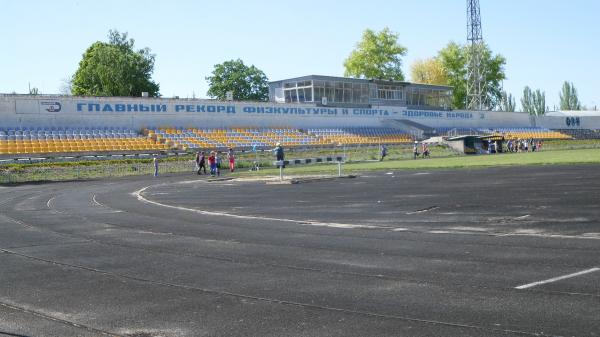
2;141;600;184
249;148;600;176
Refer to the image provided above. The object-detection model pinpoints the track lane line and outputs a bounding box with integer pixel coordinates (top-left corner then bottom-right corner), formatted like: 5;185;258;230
515;267;600;289
131;181;600;240
132;185;392;230
92;194;123;213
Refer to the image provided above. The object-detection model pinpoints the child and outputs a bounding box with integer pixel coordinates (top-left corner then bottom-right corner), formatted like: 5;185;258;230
422;143;430;158
197;151;206;175
207;151;216;177
227;148;235;172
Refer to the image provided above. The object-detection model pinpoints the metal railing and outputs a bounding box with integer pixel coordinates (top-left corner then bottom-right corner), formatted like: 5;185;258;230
0;143;459;184
0;160;196;184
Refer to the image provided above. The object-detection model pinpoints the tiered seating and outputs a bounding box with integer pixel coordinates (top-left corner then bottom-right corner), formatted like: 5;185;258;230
144;127;325;150
0;127;169;155
144;127;412;150
307;127;413;145
488;127;571;140
552;129;600;140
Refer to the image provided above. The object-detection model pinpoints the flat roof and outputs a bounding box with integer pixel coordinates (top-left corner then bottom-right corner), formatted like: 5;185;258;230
269;75;452;90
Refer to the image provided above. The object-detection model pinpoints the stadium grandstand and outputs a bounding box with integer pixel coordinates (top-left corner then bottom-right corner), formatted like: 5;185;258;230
142;127;415;151
0;75;599;157
0;127;168;155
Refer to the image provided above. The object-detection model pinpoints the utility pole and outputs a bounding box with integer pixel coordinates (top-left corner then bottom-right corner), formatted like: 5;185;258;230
466;0;486;110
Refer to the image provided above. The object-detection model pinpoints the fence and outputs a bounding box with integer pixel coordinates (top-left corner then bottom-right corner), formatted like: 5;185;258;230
0;143;458;184
0;160;197;184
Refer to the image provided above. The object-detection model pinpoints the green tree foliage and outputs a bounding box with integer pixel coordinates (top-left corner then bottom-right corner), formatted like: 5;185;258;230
498;90;516;112
206;59;269;101
436;42;506;110
72;30;160;97
521;86;533;114
437;42;467;109
559;81;581;111
410;58;448;85
343;27;407;81
521;86;546;115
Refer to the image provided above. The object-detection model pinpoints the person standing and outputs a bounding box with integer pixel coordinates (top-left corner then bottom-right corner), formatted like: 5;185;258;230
413;141;419;159
195;151;201;175
227;148;236;172
379;144;388;161
274;142;285;168
422;142;430;158
207;151;217;177
197;151;206;175
153;155;159;177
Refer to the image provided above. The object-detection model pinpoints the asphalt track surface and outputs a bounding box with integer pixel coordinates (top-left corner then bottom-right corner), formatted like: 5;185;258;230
0;165;598;337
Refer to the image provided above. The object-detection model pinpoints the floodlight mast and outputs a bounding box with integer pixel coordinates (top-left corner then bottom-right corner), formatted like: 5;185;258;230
466;0;486;110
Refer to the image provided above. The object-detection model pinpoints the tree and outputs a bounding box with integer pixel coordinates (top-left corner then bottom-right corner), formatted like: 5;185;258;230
410;58;448;85
343;27;407;81
206;59;269;101
436;41;506;110
71;30;160;97
521;86;546;115
532;89;546;115
559;81;581;111
28;84;40;95
521;86;533;114
498;90;516;112
437;42;467;109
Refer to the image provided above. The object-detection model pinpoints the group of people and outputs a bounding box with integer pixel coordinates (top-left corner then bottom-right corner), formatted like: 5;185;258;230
379;142;430;161
195;148;236;177
505;139;543;153
413;141;430;159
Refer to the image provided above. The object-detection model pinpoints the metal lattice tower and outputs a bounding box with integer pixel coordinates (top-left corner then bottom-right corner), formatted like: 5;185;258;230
466;0;486;110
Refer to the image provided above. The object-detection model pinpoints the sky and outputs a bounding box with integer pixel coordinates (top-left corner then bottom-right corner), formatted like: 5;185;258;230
2;0;599;110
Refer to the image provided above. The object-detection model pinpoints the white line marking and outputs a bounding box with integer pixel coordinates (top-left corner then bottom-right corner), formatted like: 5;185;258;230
46;197;55;209
46;196;66;214
92;194;122;213
515;267;600;289
91;194;102;207
131;180;600;240
132;185;389;230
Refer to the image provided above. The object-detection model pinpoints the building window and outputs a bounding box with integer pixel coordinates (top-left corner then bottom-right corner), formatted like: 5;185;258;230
304;87;312;102
376;85;404;101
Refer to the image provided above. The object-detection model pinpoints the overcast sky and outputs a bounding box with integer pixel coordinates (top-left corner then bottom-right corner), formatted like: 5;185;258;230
2;0;599;110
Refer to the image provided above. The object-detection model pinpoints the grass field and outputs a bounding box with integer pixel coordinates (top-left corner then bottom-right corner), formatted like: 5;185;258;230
1;141;600;184
256;148;600;177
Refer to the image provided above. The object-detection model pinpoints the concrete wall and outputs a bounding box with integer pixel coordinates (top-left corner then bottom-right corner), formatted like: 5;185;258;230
535;115;600;130
0;94;593;131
